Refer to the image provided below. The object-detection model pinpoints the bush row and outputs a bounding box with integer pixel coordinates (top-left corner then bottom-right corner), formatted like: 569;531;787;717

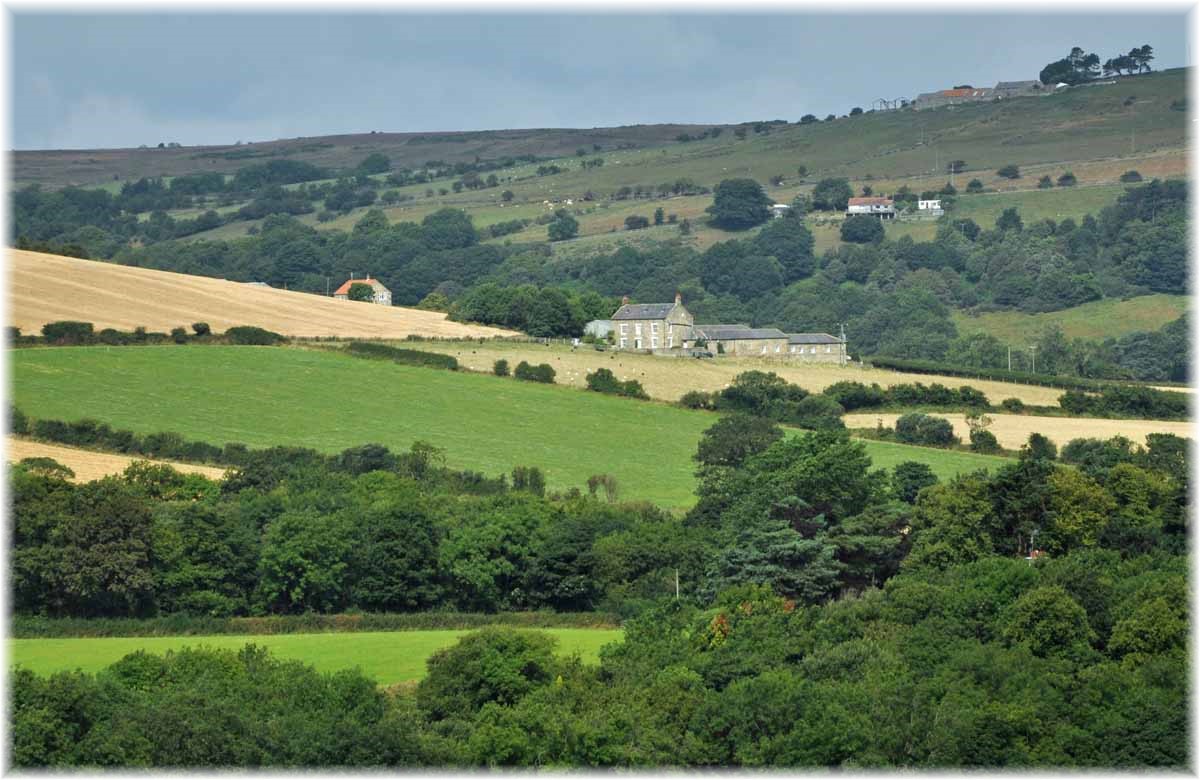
514;361;556;383
822;380;988;410
11;610;619;638
344;340;459;370
1060;386;1189;421
16;321;284;347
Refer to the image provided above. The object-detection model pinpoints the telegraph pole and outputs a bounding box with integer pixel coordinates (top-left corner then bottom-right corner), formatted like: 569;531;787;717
839;323;848;367
1007;346;1012;371
1029;345;1037;374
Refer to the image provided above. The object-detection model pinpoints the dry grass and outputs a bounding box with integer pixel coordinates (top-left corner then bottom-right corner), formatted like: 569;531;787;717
414;340;1073;406
8;250;515;339
6;437;228;482
842;413;1192;451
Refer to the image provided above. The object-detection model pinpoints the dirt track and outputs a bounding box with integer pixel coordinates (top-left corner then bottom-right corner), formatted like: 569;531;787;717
7;437;228;482
8;249;515;339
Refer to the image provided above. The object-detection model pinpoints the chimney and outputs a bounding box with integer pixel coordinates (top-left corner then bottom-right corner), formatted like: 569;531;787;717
621;295;630;305
674;291;682;305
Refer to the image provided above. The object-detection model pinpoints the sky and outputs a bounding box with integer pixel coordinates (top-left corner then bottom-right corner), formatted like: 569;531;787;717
7;10;1192;150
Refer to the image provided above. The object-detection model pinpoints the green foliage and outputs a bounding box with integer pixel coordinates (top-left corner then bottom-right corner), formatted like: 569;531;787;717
706;178;772;230
344;341;459;371
894;413;957;447
891;461;938;503
41;320;95;345
347;282;374;302
585;368;648;399
694;414;783;469
225;325;285;345
840;214;885;244
996;164;1021;179
493;359;510;377
548;210;579;241
811;177;853;211
513;361;555;384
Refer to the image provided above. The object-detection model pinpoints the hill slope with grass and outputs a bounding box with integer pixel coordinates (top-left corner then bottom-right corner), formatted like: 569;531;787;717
11;345;1014;508
8;249;514;339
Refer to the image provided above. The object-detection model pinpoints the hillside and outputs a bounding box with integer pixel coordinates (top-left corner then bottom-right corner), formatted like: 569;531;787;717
952;294;1189;343
8;249;514;339
10;345;1014;508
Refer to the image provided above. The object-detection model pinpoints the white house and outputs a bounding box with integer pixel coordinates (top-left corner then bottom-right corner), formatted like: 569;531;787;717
333;276;392;306
918;199;943;212
847;197;896;219
769;204;790;219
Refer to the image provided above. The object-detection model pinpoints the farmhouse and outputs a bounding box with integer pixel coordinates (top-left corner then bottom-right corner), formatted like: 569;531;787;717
333;276;392;305
611;293;694;350
847;197;896;219
695;324;790;356
608;297;849;362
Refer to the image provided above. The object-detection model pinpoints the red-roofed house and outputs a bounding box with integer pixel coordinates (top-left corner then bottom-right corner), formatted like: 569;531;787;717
333;276;392;305
847;197;896;219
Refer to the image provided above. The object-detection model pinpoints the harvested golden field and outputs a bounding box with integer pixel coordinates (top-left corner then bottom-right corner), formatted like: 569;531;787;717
8;250;515;339
414;340;1071;406
842;413;1192;451
6;437;227;482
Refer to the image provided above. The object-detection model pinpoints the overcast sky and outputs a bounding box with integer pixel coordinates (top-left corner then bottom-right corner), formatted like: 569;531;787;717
8;11;1190;150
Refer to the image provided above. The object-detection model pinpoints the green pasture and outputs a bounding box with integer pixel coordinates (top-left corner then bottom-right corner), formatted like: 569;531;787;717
10;628;622;687
10;346;1012;506
953;294;1188;343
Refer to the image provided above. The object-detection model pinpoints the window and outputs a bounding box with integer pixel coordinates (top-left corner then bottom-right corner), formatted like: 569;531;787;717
619;338;627;348
651;322;659;333
761;345;767;354
620;324;628;335
810;346;817;354
668;334;674;348
635;323;642;335
775;344;781;353
651;336;659;348
825;345;832;353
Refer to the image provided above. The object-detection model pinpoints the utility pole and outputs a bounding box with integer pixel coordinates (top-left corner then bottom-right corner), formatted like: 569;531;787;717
839;323;848;367
674;569;680;600
1007;346;1012;371
1029;345;1037;374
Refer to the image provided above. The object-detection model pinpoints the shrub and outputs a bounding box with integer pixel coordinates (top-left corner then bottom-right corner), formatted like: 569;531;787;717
225;325;285;345
510;465;546;496
624;215;650;231
344;341;458;371
493;359;510;377
970;428;1002;454
41;321;94;345
1119;170;1143;183
894;413;957;447
678;390;715;410
170;327;189;344
585;368;648;399
11;405;28;435
1057;171;1077;187
996;164;1021;179
1000;397;1026;413
840;214;885;244
892;461;938;503
514;361;555;384
822;381;886;410
191;322;211;336
1038;175;1054;189
966;179;984;194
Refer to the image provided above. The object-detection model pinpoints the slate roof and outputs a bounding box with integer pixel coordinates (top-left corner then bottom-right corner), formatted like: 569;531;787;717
697;325;788;341
612;303;676;321
334;276;389;295
787;333;843;345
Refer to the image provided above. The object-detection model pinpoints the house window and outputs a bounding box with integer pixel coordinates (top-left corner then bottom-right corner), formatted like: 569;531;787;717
620;324;628;335
651;336;659;348
651;322;659;333
825;345;832;353
761;345;767;354
635;323;642;335
668;334;674;348
775;345;781;353
810;347;817;354
619;338;627;348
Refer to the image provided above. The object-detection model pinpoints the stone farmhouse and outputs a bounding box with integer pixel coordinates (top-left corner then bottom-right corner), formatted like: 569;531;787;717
333;275;392;305
603;297;847;363
912;79;1044;110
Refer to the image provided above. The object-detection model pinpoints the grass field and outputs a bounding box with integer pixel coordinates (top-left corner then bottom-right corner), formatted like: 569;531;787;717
952;294;1189;343
9;628;622;687
10;345;1012;505
6;437;228;482
9;250;514;339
